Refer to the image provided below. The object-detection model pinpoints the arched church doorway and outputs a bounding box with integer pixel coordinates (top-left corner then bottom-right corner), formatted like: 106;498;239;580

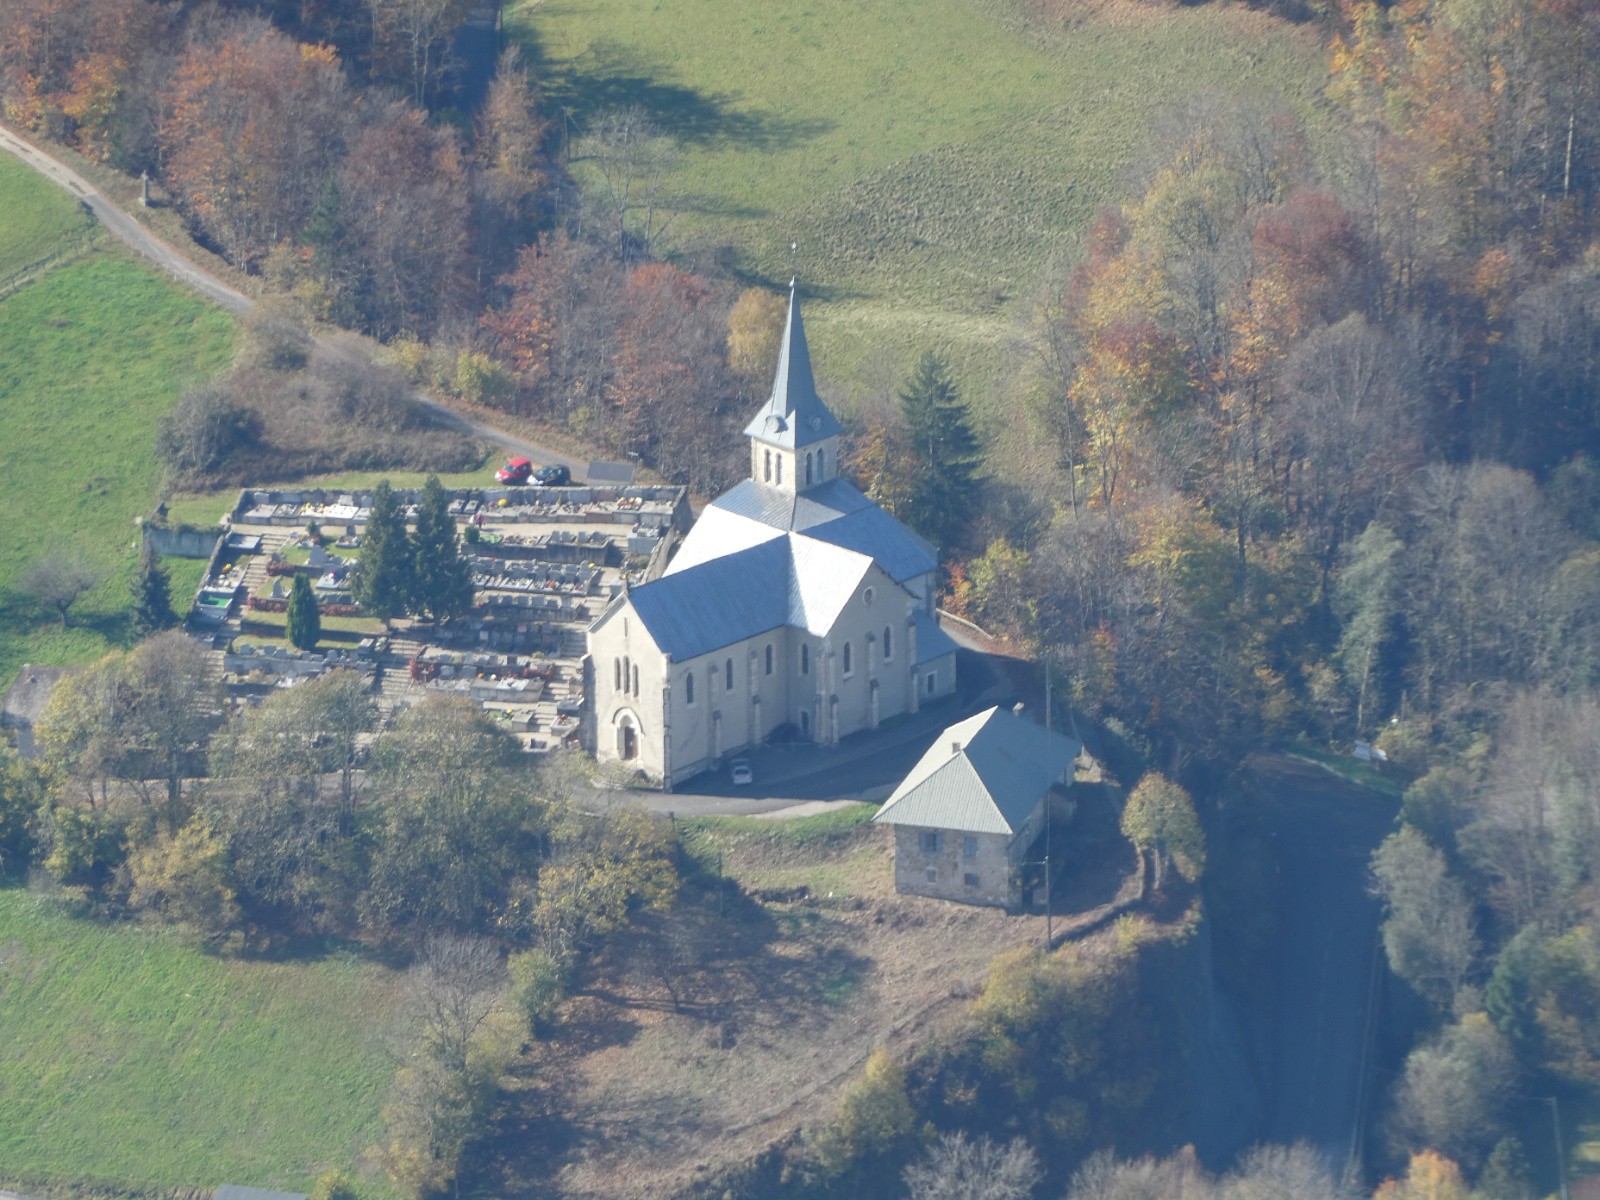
617;716;638;760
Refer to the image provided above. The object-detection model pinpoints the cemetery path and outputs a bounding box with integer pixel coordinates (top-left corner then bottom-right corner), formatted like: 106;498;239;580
0;122;587;479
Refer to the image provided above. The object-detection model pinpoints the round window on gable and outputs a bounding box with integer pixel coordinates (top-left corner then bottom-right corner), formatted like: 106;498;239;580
862;587;874;607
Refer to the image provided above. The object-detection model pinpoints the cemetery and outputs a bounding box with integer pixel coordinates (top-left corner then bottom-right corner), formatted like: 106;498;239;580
180;482;692;751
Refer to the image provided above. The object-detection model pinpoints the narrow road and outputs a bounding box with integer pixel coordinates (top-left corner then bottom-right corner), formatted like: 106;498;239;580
1247;752;1395;1175
0;122;587;479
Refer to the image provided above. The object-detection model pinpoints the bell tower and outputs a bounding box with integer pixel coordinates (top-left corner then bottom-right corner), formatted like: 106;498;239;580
745;281;842;495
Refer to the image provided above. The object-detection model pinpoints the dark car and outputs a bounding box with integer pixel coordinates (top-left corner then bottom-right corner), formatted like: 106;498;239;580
534;464;571;486
496;456;533;485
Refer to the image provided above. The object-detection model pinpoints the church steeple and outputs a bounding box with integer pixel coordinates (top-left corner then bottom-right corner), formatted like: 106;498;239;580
745;282;843;493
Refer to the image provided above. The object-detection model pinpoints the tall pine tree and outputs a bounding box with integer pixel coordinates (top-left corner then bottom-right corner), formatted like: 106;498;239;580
898;351;982;551
132;550;178;636
287;572;322;651
410;476;475;622
352;480;411;626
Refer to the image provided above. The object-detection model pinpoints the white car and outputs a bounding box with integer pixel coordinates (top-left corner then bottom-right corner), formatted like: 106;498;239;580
730;759;753;786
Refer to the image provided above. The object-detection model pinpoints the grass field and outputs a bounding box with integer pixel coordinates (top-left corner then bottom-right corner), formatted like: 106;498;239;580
0;153;236;686
511;0;1333;405
0;886;398;1193
679;804;886;897
0;151;100;289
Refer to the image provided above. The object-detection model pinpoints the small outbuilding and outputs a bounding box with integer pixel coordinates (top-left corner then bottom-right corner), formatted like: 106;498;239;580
873;705;1081;908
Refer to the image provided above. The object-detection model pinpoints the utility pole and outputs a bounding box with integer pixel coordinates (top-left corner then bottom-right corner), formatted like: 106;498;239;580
1549;1095;1570;1200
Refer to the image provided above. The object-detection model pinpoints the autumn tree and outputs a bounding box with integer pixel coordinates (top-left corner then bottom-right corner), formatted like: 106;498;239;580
365;0;469;109
1120;772;1206;891
726;287;787;388
209;669;374;931
335;102;470;338
1387;1014;1517;1168
126;817;240;942
1371;1151;1469;1200
470;46;549;289
161;22;351;269
363;695;542;935
809;1046;915;1179
607;263;740;490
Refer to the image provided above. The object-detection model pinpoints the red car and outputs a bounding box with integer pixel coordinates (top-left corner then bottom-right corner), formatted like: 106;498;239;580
496;456;533;485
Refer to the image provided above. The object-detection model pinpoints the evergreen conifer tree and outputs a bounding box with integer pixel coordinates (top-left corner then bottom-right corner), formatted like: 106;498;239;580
352;480;411;626
132;551;178;636
286;573;321;651
409;475;474;622
898;351;982;550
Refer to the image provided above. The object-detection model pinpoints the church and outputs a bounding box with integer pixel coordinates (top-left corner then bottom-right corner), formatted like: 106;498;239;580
585;286;959;787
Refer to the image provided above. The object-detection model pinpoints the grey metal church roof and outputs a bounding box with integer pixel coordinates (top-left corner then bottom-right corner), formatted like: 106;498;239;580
912;609;959;665
677;479;937;586
742;285;844;450
628;534;874;661
873;706;1082;836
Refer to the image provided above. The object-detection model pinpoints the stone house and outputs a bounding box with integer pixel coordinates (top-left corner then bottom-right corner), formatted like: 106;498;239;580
873;705;1081;908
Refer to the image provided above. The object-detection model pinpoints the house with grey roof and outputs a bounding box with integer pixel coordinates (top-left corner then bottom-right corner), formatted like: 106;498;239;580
873;705;1081;908
585;284;958;786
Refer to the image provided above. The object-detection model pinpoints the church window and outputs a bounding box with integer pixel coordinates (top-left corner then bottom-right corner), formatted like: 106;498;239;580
805;452;813;486
725;658;733;690
622;655;630;692
926;671;937;695
801;644;809;674
632;665;640;696
765;644;774;675
614;659;621;690
776;455;783;485
818;448;826;479
842;641;852;676
883;626;893;661
686;671;695;705
764;450;771;482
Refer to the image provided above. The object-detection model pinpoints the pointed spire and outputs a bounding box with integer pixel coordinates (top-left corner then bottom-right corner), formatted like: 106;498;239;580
743;281;843;450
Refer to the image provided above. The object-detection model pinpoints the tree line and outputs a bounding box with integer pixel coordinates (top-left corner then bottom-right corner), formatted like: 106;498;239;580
0;0;783;494
0;636;679;1195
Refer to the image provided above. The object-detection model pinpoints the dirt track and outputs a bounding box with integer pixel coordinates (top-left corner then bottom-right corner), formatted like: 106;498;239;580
0;122;588;479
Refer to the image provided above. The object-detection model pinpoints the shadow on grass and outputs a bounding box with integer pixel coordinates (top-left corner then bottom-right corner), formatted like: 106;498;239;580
528;35;834;151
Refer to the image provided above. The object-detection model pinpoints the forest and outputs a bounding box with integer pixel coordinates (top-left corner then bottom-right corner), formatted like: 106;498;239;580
2;0;1600;1194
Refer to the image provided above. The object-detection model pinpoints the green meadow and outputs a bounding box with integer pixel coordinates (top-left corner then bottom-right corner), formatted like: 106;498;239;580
0;887;398;1193
511;0;1333;403
0;154;235;686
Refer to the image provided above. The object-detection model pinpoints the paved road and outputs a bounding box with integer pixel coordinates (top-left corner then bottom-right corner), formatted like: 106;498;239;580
1248;753;1394;1176
0;122;587;480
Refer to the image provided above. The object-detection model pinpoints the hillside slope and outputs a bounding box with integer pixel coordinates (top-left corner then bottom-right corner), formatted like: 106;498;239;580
512;0;1333;398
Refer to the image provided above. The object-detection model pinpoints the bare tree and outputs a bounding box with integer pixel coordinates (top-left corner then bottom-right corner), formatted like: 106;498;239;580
1067;1147;1213;1200
1220;1143;1354;1200
405;934;507;1077
581;106;681;265
903;1132;1042;1200
1388;1013;1518;1168
21;552;100;627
